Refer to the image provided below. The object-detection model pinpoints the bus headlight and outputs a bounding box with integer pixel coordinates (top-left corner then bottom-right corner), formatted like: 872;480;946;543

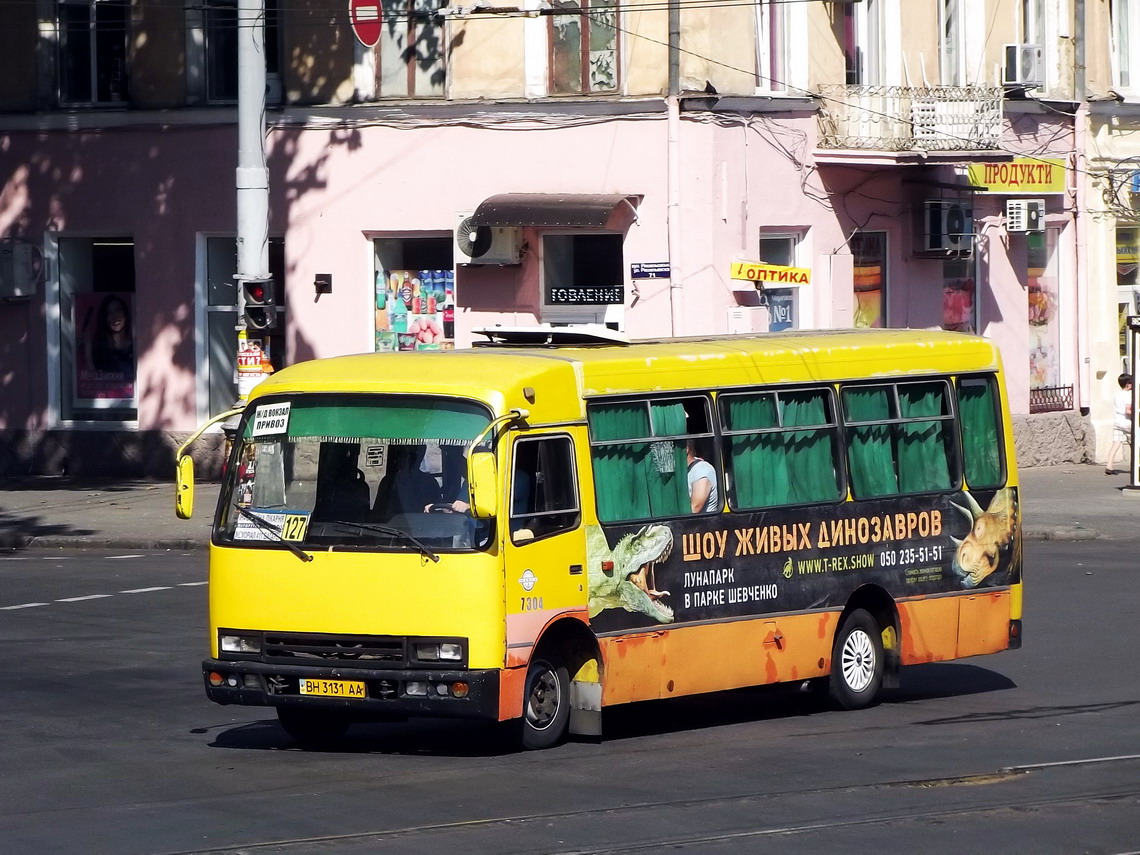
413;641;464;662
220;633;261;654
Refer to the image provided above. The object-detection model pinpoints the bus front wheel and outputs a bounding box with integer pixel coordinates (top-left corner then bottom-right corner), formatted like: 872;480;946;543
830;609;884;710
276;706;350;747
520;657;570;750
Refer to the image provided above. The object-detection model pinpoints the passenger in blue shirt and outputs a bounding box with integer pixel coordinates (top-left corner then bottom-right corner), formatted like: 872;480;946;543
686;441;719;514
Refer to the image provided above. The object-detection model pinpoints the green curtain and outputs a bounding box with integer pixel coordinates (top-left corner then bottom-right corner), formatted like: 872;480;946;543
646;402;690;516
959;378;1002;487
897;385;951;493
590;402;688;521
726;394;787;507
725;392;839;509
844;387;898;497
783;392;840;504
590;403;652;521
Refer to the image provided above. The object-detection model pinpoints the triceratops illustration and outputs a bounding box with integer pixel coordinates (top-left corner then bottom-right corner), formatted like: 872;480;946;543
949;487;1021;588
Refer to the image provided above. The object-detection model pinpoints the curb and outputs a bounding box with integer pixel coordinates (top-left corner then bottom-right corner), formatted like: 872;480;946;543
1022;526;1100;541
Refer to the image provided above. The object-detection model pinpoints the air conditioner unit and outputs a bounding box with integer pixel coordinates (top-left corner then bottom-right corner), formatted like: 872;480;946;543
1006;199;1046;233
1002;43;1043;87
454;213;521;266
923;200;974;253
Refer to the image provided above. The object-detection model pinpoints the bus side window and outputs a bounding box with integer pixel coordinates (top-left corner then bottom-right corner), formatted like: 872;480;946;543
958;375;1004;487
510;436;580;544
720;387;843;510
842;381;956;498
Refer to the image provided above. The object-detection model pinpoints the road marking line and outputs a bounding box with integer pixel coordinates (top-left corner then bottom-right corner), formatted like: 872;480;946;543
3;582;204;610
107;554;145;560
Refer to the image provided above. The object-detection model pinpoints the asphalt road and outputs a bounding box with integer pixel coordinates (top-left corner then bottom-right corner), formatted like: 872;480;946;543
1;544;1138;855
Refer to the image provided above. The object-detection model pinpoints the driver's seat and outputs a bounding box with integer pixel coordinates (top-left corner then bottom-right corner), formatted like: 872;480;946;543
373;447;442;521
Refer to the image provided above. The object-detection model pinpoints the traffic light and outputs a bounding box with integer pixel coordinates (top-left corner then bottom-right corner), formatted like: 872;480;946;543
241;278;276;331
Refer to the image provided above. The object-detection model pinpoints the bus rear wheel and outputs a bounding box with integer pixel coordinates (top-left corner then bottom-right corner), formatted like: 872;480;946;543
830;609;884;710
520;657;570;750
276;707;351;747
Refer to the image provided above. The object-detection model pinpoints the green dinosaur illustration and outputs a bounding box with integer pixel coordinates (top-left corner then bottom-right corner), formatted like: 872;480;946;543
587;524;675;624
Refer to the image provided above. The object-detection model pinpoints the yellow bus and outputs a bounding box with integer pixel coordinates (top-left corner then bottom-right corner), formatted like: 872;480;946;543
177;327;1022;749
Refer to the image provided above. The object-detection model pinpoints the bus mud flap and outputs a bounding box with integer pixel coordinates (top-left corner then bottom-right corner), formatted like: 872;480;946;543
882;624;900;688
569;680;603;736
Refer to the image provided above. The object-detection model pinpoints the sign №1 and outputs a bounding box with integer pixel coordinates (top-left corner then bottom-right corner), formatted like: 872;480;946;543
349;0;382;48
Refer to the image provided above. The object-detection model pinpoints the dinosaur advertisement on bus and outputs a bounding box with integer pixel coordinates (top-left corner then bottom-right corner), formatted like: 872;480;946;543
586;487;1020;632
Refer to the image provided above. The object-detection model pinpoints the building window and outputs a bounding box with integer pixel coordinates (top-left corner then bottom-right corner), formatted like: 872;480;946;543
376;0;447;97
1021;0;1045;45
939;0;965;85
851;232;887;328
542;233;624;327
58;237;136;421
756;0;786;92
373;236;456;352
758;234;801;331
942;257;977;334
1117;226;1139;371
1028;228;1060;390
58;0;128;105
1112;0;1138;91
204;0;280;103
842;0;881;86
549;0;618;94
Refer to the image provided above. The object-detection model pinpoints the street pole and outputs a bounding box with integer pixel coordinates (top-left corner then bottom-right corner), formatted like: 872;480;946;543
221;0;271;458
235;0;270;404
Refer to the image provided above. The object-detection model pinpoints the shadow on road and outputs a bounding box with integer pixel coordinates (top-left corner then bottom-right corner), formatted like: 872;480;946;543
201;662;1016;756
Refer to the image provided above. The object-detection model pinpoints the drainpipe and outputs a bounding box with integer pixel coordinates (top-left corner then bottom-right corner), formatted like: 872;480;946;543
1074;0;1090;415
667;0;683;336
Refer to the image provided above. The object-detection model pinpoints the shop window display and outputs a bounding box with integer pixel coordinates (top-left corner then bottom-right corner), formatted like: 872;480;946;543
376;269;455;352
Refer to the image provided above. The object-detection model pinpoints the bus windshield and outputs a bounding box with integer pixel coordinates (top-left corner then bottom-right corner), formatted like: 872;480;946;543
216;394;494;552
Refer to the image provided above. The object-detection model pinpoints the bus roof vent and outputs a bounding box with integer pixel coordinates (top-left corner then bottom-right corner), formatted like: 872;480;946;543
472;324;630;347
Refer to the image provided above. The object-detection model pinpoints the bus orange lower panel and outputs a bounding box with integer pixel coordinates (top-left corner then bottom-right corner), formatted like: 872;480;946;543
898;590;1012;664
957;590;1012;658
598;612;839;707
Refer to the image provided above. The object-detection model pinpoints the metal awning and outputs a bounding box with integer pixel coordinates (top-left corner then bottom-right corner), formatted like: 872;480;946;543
469;193;642;229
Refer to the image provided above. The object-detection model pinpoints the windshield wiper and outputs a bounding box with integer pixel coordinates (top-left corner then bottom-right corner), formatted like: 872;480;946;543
328;520;440;564
234;506;314;563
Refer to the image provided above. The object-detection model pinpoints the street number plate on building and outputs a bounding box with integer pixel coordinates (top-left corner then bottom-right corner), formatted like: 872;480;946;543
298;679;366;698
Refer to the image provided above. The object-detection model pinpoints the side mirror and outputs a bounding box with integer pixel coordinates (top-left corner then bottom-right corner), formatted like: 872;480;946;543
175;454;195;519
467;451;498;519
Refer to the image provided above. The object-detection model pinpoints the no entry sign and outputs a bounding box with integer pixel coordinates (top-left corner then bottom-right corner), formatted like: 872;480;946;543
349;0;382;48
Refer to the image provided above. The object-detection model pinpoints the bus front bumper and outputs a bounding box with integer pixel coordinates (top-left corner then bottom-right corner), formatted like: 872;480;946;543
202;658;500;720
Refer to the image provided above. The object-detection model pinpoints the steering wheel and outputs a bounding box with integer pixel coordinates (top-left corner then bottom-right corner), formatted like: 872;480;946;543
427;503;457;514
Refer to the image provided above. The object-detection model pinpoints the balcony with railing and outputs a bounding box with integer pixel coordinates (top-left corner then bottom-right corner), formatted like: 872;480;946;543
816;85;1004;156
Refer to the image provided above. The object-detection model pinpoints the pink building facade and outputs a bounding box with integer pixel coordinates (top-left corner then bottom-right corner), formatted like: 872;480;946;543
0;100;1080;476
